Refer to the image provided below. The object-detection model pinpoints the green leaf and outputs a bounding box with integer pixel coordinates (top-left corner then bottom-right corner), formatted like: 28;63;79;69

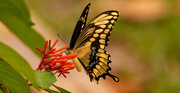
53;85;71;93
0;0;45;56
0;0;33;26
0;81;7;93
35;71;57;89
45;89;60;93
0;90;4;93
0;42;39;90
0;60;30;93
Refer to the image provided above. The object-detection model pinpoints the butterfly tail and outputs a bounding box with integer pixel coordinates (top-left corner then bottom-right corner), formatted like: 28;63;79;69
107;73;119;82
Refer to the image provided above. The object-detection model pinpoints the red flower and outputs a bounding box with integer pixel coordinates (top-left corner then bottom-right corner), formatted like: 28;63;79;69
35;39;76;78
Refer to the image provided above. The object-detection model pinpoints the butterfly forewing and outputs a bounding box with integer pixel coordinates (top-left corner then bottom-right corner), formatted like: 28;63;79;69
74;11;119;50
68;3;119;83
69;3;91;49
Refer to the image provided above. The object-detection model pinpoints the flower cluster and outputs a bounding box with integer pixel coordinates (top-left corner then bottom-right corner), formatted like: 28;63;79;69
35;39;76;78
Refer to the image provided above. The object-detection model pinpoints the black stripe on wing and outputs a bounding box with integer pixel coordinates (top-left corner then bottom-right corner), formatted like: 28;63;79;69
87;46;119;83
73;11;119;50
69;3;91;49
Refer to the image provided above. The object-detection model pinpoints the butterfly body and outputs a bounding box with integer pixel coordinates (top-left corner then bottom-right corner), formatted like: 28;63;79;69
67;3;119;83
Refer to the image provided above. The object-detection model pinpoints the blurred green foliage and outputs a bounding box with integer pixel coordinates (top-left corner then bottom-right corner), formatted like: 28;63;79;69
117;15;180;93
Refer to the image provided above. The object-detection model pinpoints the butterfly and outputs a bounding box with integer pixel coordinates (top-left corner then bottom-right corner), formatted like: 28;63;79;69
67;3;119;83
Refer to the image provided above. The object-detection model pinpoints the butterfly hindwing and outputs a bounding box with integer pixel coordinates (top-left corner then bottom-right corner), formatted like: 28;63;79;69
68;3;119;83
87;48;119;83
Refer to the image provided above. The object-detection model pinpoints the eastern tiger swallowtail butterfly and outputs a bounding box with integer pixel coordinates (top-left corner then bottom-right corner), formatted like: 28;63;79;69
67;3;119;83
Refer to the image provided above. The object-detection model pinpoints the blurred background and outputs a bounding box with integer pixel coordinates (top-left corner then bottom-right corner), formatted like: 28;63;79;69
1;0;180;93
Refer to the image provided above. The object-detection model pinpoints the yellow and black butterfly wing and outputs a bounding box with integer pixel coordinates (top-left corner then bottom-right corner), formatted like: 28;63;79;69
69;3;90;49
68;3;119;83
68;3;91;72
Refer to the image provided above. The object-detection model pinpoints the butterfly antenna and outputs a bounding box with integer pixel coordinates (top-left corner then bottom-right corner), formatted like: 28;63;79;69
57;33;68;46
